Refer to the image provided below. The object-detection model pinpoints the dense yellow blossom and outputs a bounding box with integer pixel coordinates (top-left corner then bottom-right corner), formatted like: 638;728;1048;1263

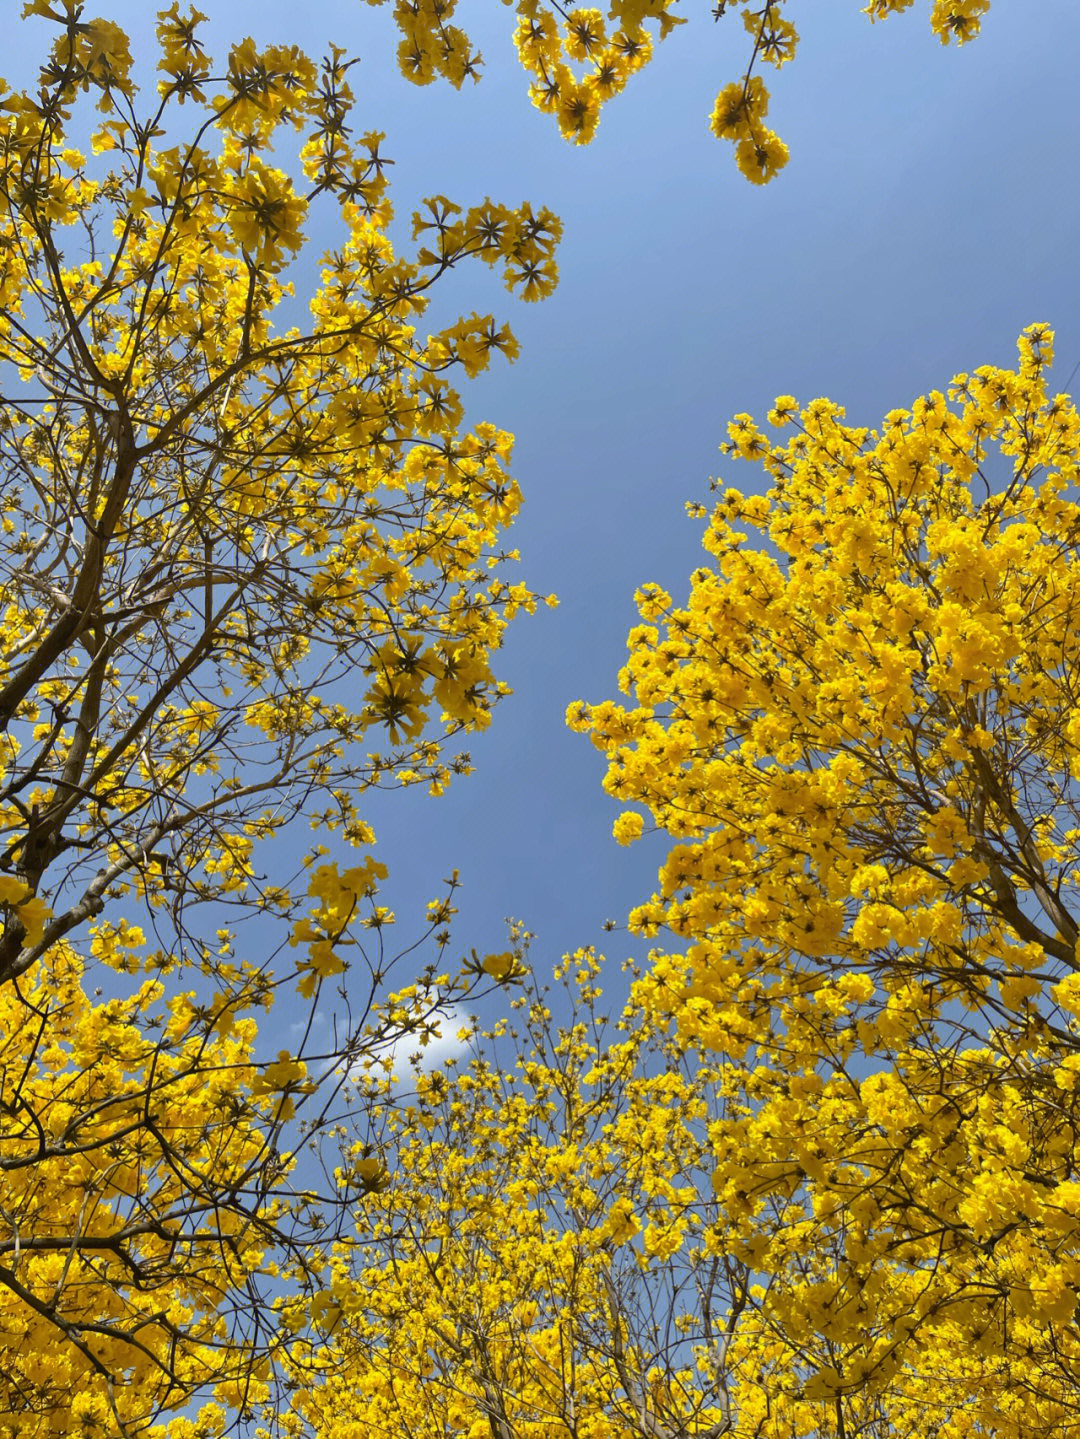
571;326;1080;1434
0;1;1036;1435
276;949;739;1439
0;943;274;1436
0;5;557;1432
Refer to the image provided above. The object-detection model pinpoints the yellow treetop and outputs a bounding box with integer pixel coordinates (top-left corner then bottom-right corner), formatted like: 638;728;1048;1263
273;947;739;1439
0;4;558;1432
570;325;1080;1433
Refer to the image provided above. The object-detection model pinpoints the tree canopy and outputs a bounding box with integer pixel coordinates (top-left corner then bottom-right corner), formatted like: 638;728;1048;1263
4;1;1071;1438
272;946;740;1439
570;327;1080;1435
0;4;555;1431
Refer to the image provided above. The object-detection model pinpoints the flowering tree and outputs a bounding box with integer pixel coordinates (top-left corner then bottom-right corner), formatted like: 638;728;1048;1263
272;945;744;1439
274;947;964;1439
569;326;1080;1436
0;4;557;1432
0;0;1031;1433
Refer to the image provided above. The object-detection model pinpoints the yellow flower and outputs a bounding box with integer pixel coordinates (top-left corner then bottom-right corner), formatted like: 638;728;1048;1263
612;811;644;846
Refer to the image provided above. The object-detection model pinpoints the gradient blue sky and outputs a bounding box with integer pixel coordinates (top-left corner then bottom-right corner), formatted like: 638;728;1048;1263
8;1;1080;1032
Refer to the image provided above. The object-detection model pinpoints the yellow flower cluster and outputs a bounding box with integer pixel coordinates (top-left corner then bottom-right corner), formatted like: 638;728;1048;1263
570;326;1080;1432
0;2;1031;1435
372;0;992;176
0;944;271;1434
273;952;734;1439
0;1;559;991
0;7;561;1432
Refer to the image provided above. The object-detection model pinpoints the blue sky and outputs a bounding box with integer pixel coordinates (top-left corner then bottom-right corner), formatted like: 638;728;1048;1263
8;1;1080;1038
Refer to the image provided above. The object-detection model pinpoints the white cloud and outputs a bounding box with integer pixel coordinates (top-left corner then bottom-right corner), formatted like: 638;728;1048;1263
289;1009;326;1036
351;1001;473;1085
